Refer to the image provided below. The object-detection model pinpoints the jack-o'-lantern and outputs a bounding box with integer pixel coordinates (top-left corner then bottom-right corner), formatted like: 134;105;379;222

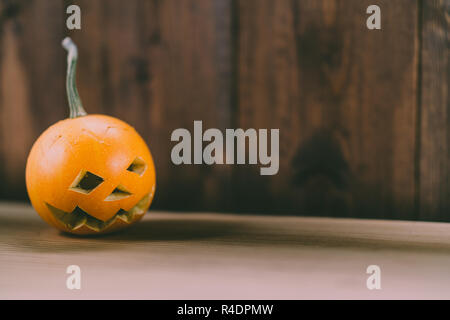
25;37;156;235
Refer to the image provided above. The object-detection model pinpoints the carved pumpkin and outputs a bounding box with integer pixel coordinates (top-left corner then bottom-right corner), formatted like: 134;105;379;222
25;38;156;235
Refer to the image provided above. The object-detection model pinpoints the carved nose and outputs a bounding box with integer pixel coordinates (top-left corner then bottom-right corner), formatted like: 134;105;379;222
104;184;132;201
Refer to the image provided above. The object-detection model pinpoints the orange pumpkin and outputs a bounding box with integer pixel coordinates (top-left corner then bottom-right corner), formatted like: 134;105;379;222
25;37;156;235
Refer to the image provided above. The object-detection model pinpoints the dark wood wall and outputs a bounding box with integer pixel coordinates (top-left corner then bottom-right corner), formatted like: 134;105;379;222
0;0;448;221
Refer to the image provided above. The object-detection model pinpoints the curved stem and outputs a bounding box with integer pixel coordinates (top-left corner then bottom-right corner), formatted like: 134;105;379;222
62;37;87;118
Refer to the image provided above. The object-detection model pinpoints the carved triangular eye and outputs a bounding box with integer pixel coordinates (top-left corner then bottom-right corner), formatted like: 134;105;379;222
69;170;104;194
127;157;147;176
105;184;132;201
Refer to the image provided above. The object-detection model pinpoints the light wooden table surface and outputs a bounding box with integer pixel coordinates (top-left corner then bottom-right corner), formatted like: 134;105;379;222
1;202;450;299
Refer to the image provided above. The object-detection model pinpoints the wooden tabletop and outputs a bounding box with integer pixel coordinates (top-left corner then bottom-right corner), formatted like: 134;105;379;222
1;202;450;299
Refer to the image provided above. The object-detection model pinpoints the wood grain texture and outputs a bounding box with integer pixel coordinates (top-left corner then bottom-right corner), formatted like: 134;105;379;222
1;202;450;299
0;0;66;200
68;0;233;212
0;0;448;222
235;0;419;219
419;0;450;221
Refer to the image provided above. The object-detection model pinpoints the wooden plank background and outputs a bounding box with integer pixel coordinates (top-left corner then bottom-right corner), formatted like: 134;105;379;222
419;0;450;221
0;0;448;221
235;0;418;220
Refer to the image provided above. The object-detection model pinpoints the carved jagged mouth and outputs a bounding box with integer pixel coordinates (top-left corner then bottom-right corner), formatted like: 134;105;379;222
46;193;151;232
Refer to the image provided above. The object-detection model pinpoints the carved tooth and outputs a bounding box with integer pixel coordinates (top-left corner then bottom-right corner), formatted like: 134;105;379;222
130;193;151;216
69;207;89;229
117;209;133;223
68;215;87;230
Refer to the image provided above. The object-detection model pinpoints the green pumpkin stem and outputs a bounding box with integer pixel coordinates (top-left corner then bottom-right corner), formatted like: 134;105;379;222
62;37;87;118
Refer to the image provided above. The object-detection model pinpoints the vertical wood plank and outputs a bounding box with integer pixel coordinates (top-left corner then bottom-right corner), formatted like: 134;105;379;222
0;0;65;200
235;0;419;219
70;0;233;211
419;0;450;221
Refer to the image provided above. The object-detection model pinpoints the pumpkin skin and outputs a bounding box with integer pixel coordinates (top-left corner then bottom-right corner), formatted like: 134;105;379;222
25;37;156;235
26;115;156;235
